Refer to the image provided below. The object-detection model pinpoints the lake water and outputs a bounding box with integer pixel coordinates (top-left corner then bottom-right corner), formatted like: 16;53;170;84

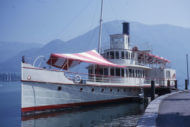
0;82;145;127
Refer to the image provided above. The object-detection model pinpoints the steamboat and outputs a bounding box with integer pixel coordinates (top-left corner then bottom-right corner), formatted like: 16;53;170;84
21;0;176;114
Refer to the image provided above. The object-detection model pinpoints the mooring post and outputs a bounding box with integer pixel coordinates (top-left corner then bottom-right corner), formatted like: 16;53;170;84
151;80;155;101
186;54;189;89
22;56;25;63
174;80;177;89
185;79;188;90
167;80;170;88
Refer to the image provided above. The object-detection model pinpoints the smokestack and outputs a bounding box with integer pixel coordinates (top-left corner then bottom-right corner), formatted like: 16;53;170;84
122;22;129;35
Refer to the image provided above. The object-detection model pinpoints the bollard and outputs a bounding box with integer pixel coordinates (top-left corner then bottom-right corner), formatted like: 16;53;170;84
185;79;188;90
151;80;155;101
22;56;25;63
167;80;170;87
174;80;178;89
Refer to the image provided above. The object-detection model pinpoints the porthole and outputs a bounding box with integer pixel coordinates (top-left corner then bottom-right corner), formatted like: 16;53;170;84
110;89;112;92
101;89;104;92
80;88;83;91
57;86;62;91
92;88;94;92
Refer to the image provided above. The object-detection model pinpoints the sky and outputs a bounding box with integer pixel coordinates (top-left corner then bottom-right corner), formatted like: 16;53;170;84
0;0;190;43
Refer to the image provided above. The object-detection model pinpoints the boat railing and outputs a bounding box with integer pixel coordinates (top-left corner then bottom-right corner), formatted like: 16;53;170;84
22;56;48;68
65;73;145;85
22;57;35;65
64;71;176;86
144;77;176;87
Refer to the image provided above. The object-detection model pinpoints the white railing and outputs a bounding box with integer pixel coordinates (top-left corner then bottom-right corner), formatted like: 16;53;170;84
64;71;175;86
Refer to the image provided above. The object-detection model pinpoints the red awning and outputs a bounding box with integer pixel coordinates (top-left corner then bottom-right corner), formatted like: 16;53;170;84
47;50;126;70
147;53;170;63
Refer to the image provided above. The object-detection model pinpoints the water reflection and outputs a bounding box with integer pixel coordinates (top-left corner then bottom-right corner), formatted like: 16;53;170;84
22;103;144;127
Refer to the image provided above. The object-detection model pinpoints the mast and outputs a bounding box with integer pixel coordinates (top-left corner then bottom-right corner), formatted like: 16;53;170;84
186;54;189;86
98;0;104;53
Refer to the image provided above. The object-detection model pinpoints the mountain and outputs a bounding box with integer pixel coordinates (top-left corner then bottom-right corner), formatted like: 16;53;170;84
0;20;190;88
0;42;42;63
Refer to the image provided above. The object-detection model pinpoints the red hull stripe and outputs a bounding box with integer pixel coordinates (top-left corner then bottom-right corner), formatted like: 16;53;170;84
22;97;139;112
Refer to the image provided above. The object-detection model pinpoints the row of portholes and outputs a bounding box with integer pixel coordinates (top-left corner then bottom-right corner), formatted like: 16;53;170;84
79;88;137;92
57;86;138;92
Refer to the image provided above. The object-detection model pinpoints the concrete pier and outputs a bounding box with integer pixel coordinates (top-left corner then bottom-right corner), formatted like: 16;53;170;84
137;91;190;127
157;91;190;127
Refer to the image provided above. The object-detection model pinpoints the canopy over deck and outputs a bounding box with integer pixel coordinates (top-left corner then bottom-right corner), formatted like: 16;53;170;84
136;50;170;64
47;50;126;70
147;53;170;63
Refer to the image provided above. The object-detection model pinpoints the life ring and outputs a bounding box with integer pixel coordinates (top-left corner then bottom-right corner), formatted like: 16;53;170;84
74;75;81;83
27;75;31;80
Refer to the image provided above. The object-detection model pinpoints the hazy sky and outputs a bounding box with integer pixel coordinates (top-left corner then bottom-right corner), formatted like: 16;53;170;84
1;0;190;43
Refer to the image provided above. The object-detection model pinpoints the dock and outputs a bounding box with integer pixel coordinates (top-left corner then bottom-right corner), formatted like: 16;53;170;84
137;90;190;127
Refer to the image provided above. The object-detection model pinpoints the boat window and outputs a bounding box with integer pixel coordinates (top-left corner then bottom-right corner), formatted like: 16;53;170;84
140;70;142;78
128;52;131;59
101;89;104;92
129;69;132;77
116;68;120;76
166;71;171;78
132;69;135;77
131;53;134;59
110;51;114;59
103;53;106;57
137;70;139;77
121;68;124;77
135;70;138;77
138;70;140;77
133;69;135;77
95;68;99;74
117;89;120;92
111;68;114;76
80;88;83;91
104;68;108;76
143;70;145;77
126;52;128;59
139;70;142;78
116;51;119;59
107;52;109;59
142;70;144;78
92;88;94;92
99;68;103;75
110;89;112;92
126;69;128;77
121;51;124;59
88;68;92;74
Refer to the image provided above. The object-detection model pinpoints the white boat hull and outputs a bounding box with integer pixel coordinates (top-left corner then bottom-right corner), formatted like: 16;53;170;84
22;81;140;113
21;63;142;113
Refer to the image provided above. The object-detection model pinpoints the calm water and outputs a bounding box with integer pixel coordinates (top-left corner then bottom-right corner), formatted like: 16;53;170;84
0;82;145;127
